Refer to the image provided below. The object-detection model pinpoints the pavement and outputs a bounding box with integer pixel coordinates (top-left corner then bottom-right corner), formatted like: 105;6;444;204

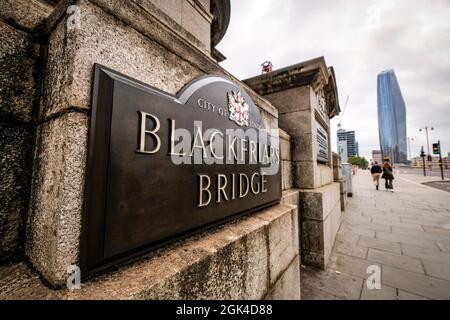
395;167;450;178
301;170;450;300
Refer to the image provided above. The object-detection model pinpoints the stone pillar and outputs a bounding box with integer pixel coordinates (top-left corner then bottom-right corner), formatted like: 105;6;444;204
245;57;343;269
0;0;303;300
0;0;53;263
333;152;348;211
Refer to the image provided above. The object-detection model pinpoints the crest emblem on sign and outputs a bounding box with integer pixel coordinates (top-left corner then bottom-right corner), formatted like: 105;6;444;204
227;91;249;127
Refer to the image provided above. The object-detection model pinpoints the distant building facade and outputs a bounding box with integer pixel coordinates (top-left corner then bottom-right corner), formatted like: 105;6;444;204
377;69;407;164
337;128;358;157
372;150;383;164
411;155;450;169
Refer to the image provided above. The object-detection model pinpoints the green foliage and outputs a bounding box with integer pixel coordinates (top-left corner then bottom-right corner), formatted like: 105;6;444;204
348;156;369;168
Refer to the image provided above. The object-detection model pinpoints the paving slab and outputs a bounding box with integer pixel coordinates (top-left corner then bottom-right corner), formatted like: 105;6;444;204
367;248;424;274
382;265;450;300
422;260;450;281
375;231;441;251
361;285;397;300
301;171;450;300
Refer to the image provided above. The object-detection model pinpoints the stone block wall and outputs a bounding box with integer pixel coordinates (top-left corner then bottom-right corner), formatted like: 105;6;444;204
332;152;347;211
0;204;300;299
0;0;302;299
299;182;341;268
148;0;213;54
0;0;53;263
280;129;294;191
332;152;343;181
243;59;342;270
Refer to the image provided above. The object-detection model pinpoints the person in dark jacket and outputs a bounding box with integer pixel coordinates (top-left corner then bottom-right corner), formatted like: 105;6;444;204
382;160;394;191
370;161;383;190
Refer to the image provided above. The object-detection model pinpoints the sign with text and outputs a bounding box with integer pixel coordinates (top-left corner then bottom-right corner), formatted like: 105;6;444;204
82;65;281;276
316;121;329;163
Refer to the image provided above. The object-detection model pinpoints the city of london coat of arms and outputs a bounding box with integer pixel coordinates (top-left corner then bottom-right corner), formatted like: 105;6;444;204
227;90;249;127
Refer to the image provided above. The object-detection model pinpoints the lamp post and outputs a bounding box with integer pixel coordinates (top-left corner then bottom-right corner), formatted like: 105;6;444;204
420;146;426;177
419;126;434;155
407;137;414;160
420;126;434;171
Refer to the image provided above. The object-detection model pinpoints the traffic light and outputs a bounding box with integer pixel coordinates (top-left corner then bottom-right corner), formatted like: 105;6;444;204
432;143;439;155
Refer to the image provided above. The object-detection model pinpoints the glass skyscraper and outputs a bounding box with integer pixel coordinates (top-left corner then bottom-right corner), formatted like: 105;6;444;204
377;70;407;164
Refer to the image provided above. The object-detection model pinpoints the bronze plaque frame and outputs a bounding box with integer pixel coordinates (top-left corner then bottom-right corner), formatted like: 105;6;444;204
81;64;281;277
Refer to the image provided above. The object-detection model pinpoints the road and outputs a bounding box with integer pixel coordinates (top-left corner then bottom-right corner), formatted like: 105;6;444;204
393;167;450;178
423;181;450;193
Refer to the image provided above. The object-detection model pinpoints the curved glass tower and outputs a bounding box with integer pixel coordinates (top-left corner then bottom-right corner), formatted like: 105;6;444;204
377;70;407;164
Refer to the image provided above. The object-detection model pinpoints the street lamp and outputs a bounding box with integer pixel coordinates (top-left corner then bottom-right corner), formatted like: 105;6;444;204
407;137;414;160
419;126;434;155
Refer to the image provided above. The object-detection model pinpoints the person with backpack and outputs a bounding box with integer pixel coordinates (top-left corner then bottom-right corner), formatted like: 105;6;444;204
382;159;394;191
370;161;383;190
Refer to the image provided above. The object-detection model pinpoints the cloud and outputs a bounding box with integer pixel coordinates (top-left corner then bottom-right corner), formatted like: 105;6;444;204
217;0;450;159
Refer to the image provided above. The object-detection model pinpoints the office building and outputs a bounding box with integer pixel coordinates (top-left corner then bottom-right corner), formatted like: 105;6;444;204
377;69;407;164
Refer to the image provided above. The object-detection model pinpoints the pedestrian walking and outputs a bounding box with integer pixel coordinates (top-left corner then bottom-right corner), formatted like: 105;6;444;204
370;161;382;190
382;159;394;191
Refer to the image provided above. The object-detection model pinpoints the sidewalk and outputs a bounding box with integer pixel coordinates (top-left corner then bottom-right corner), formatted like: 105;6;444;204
301;170;450;300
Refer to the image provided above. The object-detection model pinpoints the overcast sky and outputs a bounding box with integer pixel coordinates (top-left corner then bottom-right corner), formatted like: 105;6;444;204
217;0;450;160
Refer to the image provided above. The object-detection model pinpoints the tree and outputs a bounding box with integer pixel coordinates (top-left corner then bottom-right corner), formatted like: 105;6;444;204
348;156;369;169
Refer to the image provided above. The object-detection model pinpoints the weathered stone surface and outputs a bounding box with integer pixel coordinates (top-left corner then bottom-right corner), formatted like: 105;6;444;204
361;285;397;300
401;243;450;264
0;124;33;262
41;0;204;120
301;194;341;269
315;164;334;186
382;265;450;300
281;189;299;207
293;161;314;189
328;253;375;279
367;248;424;274
337;179;347;210
332;152;343;181
41;0;280;128
72;0;278;120
358;236;402;254
258;205;299;285
299;182;340;220
2;204;300;299
26;112;88;287
301;265;363;300
302;219;325;255
0;21;39;123
397;290;430;300
375;231;440;251
291;134;313;162
265;256;300;300
179;0;211;51
279;129;291;161
281;160;293;191
146;0;212;53
263;86;311;114
0;262;60;300
422;260;450;281
278;110;312;137
0;0;53;31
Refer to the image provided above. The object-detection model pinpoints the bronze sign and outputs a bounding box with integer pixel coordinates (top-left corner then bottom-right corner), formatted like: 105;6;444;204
316;120;329;163
81;65;281;276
